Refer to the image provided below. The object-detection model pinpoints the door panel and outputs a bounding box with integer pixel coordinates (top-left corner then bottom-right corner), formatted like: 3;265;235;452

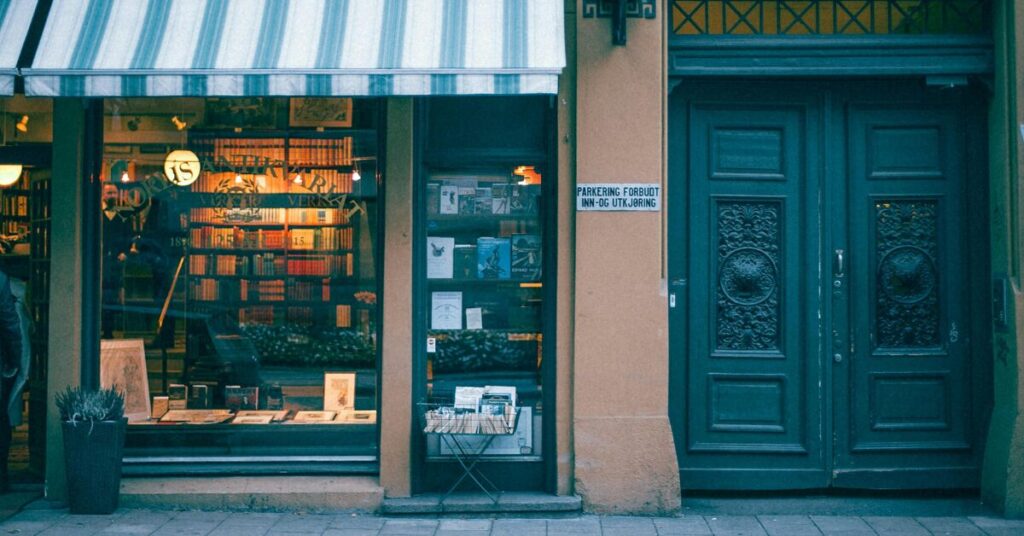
679;85;827;489
670;80;986;490
834;101;977;488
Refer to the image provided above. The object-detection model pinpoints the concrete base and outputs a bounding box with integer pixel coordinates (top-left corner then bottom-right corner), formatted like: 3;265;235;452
381;492;582;515
120;476;383;512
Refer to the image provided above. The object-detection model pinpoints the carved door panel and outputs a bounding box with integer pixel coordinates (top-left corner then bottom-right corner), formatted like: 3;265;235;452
670;80;986;490
832;96;981;488
672;83;828;489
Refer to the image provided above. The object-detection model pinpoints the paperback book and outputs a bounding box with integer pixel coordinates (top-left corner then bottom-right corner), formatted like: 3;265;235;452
477;237;511;279
511;234;542;280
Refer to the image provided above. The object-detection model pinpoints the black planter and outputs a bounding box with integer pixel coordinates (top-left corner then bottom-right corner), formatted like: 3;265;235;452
61;418;127;514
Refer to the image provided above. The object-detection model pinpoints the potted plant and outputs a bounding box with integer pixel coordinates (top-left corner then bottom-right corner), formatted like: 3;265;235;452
55;386;127;514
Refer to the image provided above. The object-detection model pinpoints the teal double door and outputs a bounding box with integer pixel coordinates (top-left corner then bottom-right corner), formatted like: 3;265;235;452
668;80;990;490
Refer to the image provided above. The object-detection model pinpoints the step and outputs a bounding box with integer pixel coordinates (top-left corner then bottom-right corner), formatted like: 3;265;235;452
381;492;582;515
120;476;383;513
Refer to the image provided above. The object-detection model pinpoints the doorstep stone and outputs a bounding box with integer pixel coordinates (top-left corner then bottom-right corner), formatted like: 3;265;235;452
119;476;383;513
380;492;581;515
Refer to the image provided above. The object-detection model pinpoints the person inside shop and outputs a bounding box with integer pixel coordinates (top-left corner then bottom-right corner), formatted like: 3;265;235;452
0;268;28;493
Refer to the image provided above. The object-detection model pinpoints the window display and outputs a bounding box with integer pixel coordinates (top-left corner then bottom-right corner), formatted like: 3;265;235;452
100;98;380;461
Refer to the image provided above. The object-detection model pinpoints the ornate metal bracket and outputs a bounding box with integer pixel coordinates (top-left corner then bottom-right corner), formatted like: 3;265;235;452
582;0;656;46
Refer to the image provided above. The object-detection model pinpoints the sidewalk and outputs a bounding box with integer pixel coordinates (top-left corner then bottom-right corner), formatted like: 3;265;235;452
2;503;1024;536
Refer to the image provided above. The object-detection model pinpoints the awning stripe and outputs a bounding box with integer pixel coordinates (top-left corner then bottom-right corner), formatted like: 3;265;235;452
0;0;38;94
24;0;565;97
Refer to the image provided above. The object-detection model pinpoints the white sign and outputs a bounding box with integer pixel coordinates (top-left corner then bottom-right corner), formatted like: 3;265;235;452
576;183;661;211
163;150;201;186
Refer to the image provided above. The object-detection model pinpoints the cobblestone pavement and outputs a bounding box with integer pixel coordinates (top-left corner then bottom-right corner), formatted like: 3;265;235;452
2;507;1024;536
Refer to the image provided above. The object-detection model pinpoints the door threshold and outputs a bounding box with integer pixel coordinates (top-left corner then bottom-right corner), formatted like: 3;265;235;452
681;492;994;517
381;492;581;516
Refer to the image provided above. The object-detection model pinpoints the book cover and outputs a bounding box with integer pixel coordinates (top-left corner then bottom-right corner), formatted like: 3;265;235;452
453;245;477;279
491;184;510;215
167;384;188;410
510;185;539;215
475;187;493;215
511;234;542;280
439;186;458;214
477;237;511;279
225;385;260;411
431;291;463;330
426;183;440;215
188;384;211;409
426;237;455;279
458;186;476;214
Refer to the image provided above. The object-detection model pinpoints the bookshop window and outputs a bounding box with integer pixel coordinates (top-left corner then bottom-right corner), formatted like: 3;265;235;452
100;98;381;460
418;97;552;479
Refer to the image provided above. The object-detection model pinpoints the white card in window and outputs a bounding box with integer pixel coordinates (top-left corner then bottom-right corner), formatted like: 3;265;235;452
465;307;483;330
439;186;459;214
426;237;454;279
431;291;462;330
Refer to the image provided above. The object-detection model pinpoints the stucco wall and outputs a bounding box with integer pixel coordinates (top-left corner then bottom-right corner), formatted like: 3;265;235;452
572;1;681;514
982;0;1024;518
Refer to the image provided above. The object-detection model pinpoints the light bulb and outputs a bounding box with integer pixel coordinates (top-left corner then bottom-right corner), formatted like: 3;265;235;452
0;164;23;187
351;169;361;182
120;170;131;183
292;174;303;184
15;115;28;133
235;174;243;184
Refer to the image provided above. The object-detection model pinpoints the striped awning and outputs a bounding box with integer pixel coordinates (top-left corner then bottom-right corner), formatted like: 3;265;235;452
0;0;39;95
22;0;566;97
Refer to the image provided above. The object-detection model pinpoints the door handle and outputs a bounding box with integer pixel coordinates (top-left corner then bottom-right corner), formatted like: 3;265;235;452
834;249;845;278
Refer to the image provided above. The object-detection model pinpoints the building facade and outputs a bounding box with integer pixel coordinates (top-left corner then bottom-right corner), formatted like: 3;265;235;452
0;0;1023;517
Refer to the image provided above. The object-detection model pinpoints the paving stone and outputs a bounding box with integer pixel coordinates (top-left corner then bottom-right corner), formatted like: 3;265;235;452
434;531;490;536
149;521;221;536
36;527;106;536
601;515;658;535
967;516;1024;529
809;516;876;535
914;516;985;535
328;515;386;530
546;516;602;534
438;518;492;531
0;519;58;535
206;527;272;536
322;529;381;536
168;512;231;523
220;513;283;526
705;515;767;536
757;515;822;536
490;518;546;536
862;517;929;535
653;516;713;535
95;523;168;535
379;518;439;535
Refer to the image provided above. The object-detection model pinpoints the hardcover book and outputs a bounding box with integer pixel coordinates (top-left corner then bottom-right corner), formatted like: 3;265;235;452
475;187;493;215
510;185;539;215
167;384;188;410
491;184;510;215
426;237;455;279
439;186;459;214
426;183;440;215
453;245;477;279
511;234;542;280
225;385;260;411
477;237;511;279
458;186;476;214
188;384;211;409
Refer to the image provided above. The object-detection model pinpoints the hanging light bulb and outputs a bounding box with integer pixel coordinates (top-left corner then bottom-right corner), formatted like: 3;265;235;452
15;115;28;133
351;167;361;182
120;169;131;183
0;165;23;187
235;173;243;184
292;174;303;184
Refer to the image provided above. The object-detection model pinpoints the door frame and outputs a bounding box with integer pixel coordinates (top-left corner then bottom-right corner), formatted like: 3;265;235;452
667;77;993;490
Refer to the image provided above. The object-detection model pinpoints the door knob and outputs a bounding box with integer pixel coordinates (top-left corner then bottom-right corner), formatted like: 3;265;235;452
834;249;845;277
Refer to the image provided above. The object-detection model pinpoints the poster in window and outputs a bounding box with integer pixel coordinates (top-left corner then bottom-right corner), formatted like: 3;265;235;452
289;98;353;128
323;372;357;412
100;339;150;422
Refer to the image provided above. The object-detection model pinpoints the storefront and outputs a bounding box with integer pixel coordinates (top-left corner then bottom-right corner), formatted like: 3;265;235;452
0;0;571;509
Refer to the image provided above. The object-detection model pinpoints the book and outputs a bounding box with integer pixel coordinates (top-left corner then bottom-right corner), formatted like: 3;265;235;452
454;386;486;412
475;187;493;214
235;410;289;422
231;414;274;424
510;185;539;215
431;291;463;330
477;237;511;279
426;237;455;279
491;184;510;215
439;186;458;214
511;234;542;280
289;229;315;250
225;385;260;411
426;183;440;215
458;186;476;214
151;396;169;419
453;245;477;279
292;411;337;423
188;384;211;409
168;384;188;410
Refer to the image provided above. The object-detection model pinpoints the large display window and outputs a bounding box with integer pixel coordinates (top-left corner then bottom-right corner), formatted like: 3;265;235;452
99;98;381;470
415;97;556;492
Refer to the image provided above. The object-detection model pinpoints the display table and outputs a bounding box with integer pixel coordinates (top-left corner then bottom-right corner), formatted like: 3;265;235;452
420;403;520;504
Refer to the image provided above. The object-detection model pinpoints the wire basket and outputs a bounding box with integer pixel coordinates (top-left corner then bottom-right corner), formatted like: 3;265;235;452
418;400;520;436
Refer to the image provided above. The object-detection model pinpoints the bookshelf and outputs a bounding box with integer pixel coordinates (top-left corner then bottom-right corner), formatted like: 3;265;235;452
0;170;30;237
184;133;367;332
